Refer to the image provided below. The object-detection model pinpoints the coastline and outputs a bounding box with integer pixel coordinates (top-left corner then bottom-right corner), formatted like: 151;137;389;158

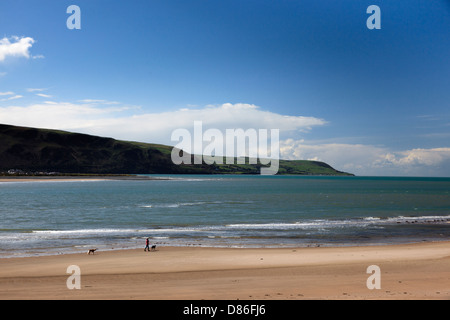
1;241;449;300
0;175;166;183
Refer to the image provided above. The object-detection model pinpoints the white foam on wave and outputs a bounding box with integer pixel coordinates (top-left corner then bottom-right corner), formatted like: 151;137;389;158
225;215;450;230
225;220;369;230
32;228;138;235
10;214;450;242
139;200;252;209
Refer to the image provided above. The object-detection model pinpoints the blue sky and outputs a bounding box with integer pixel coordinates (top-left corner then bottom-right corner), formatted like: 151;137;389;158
1;0;450;176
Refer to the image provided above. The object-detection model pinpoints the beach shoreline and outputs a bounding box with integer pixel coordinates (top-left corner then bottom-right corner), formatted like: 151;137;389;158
0;175;167;183
1;241;449;300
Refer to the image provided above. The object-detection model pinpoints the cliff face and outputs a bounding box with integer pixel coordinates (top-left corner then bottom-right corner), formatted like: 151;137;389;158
0;124;188;174
0;124;353;175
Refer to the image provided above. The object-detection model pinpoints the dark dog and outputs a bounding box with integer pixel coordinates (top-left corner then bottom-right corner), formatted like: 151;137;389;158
151;245;156;251
87;248;97;255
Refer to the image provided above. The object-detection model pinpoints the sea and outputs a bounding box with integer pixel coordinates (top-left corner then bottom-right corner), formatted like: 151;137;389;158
1;175;449;258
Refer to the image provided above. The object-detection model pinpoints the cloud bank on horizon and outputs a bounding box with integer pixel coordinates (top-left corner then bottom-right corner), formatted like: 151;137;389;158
1;97;449;177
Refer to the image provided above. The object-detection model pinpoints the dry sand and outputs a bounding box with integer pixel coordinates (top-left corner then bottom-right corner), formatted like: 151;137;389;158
0;241;449;300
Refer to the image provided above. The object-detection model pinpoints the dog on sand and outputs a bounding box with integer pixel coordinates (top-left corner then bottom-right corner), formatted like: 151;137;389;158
87;248;97;255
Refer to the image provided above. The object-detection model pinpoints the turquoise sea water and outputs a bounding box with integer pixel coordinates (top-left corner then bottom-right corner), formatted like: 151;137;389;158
0;175;449;257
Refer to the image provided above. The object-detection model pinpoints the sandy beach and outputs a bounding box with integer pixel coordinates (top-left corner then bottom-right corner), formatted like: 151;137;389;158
0;241;449;300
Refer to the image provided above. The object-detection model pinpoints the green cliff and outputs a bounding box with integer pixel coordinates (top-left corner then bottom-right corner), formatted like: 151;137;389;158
0;124;353;176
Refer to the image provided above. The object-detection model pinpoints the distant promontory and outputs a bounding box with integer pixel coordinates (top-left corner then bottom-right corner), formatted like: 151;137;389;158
0;124;353;176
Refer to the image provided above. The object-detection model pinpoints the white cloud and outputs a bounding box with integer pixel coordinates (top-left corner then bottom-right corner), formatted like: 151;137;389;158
0;101;326;143
27;88;47;92
280;139;450;176
78;99;120;105
36;93;53;98
380;148;450;167
31;54;45;60
0;36;39;62
0;91;14;96
0;94;23;102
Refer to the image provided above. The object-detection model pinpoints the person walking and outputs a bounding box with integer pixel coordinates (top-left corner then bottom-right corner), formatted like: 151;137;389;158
144;238;151;252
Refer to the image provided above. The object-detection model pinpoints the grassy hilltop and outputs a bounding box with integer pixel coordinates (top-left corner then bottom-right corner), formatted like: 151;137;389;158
0;124;353;176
